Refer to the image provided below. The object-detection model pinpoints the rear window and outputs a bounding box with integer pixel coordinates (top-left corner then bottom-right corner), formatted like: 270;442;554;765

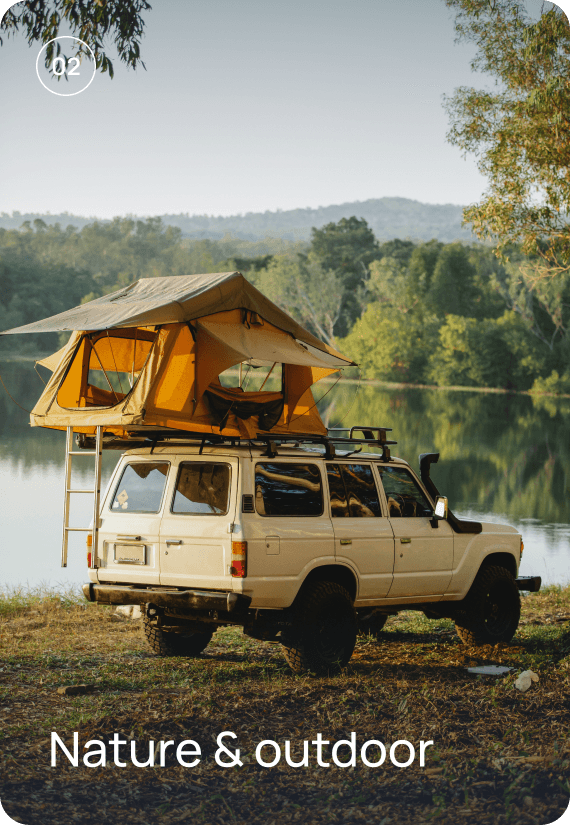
255;463;323;516
110;462;169;513
172;462;231;515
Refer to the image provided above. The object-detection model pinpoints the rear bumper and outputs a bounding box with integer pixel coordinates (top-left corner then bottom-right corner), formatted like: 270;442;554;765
82;582;251;614
516;576;542;592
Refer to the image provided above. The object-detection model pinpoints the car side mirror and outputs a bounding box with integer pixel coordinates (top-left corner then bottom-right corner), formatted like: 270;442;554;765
434;496;448;519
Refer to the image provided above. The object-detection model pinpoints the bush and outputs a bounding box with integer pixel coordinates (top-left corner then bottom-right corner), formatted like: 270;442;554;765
340;305;438;383
429;311;549;390
530;370;570;396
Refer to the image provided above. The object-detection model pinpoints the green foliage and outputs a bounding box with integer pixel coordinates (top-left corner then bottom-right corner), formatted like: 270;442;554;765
220;255;274;274
0;583;84;618
407;240;444;298
256;252;345;346
490;252;569;353
426;243;480;316
0;219;305;351
369;240;492;319
308;217;381;336
345;233;567;391
530;370;570;397
0;215;568;393
0;0;152;77
339;304;439;383
0;224;92;352
428;311;549;390
444;1;569;274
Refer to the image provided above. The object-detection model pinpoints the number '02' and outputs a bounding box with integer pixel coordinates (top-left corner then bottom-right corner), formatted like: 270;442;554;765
51;56;80;76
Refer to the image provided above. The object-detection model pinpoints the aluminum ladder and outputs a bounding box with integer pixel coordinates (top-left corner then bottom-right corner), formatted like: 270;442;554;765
61;426;103;569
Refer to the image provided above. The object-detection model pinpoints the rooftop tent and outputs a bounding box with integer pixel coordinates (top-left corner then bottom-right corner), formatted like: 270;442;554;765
2;272;355;439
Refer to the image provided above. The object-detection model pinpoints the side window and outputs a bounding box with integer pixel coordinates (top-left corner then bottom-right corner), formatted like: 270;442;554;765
111;462;169;513
255;463;323;516
326;464;349;517
327;463;382;517
378;466;433;518
172;463;231;515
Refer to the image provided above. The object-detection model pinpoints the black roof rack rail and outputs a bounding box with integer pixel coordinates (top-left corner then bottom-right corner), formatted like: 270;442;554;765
254;426;397;460
79;425;397;461
328;425;397;446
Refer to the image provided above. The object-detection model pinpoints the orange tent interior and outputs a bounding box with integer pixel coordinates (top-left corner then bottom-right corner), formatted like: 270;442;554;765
32;312;348;440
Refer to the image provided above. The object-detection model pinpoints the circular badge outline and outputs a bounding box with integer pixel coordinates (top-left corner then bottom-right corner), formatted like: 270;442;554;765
36;36;96;97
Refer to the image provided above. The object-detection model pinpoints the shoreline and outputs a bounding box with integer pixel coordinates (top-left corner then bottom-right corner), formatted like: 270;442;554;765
1;354;568;400
322;375;570;399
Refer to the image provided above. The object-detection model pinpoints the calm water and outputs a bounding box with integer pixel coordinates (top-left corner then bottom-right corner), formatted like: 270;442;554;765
0;359;568;588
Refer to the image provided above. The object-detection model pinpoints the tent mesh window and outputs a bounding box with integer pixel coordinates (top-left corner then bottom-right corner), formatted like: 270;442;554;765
57;329;156;409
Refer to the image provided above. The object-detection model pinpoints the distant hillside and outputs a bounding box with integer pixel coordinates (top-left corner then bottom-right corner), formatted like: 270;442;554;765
0;197;475;243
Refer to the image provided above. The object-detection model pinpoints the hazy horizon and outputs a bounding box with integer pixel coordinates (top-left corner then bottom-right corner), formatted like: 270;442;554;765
0;0;560;219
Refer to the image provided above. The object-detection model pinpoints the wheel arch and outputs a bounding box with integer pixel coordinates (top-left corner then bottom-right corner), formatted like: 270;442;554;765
480;552;518;579
301;564;358;601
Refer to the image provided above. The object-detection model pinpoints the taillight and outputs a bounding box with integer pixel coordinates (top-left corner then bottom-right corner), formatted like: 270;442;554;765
520;539;524;558
87;534;92;567
231;541;247;578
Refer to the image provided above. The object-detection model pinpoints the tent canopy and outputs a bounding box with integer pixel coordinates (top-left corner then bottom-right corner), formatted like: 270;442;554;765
1;271;350;361
8;273;354;439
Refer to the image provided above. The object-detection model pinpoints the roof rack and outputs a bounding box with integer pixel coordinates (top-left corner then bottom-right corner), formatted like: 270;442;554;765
76;424;397;460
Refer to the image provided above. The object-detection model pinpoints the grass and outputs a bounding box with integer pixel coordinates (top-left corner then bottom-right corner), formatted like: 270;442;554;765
0;583;86;618
0;586;568;825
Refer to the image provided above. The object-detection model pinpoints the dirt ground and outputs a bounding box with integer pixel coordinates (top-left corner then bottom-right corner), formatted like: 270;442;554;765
0;587;569;825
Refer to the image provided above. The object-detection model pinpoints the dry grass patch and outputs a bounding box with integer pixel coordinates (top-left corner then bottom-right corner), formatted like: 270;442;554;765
0;587;568;824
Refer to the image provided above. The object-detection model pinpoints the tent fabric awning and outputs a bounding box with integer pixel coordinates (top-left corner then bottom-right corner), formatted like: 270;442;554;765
196;311;349;369
1;271;355;367
14;273;356;440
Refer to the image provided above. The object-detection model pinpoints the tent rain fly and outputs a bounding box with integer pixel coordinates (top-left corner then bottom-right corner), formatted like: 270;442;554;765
1;272;355;439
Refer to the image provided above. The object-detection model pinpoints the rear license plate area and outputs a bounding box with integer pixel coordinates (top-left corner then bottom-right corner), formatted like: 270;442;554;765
114;544;146;565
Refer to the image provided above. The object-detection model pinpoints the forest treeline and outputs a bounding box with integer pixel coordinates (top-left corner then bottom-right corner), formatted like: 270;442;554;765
0;197;473;243
0;216;568;394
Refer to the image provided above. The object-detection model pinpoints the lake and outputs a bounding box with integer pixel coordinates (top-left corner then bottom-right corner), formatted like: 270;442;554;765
0;359;568;588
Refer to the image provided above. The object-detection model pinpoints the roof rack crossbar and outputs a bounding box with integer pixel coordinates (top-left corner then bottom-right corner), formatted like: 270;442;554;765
328;425;393;444
81;426;397;463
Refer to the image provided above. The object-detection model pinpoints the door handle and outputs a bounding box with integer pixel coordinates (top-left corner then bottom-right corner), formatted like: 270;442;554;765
165;539;182;545
340;539;352;546
400;538;411;544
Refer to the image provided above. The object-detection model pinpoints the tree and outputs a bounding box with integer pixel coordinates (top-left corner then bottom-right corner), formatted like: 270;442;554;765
0;0;152;77
258;252;345;347
368;239;483;319
426;242;480;316
309;217;380;336
443;1;569;274
489;246;570;351
340;303;439;384
427;311;550;390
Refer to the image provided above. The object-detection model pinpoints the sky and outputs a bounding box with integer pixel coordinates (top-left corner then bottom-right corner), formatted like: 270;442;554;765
0;0;564;219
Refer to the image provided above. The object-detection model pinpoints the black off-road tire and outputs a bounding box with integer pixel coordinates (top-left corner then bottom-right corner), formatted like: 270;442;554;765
357;610;388;637
282;581;357;675
143;618;213;657
455;565;520;646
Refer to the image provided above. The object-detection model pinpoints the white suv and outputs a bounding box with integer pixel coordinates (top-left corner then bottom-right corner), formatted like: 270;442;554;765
82;428;541;673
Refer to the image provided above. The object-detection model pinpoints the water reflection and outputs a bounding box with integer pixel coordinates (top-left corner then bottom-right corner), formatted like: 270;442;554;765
318;382;570;525
0;360;568;586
